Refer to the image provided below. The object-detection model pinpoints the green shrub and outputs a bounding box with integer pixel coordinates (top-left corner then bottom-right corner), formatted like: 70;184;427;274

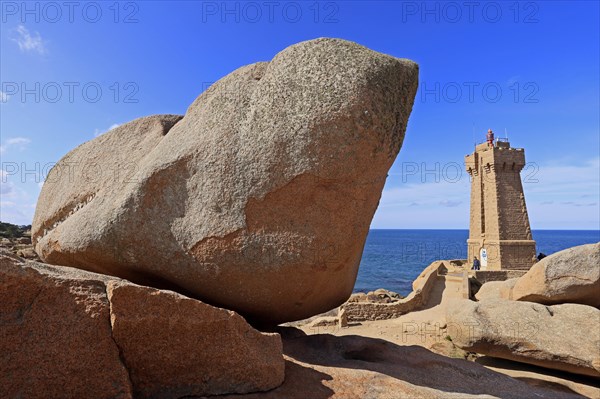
0;222;31;238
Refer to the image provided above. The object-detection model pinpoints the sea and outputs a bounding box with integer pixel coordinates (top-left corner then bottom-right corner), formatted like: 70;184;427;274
354;229;600;295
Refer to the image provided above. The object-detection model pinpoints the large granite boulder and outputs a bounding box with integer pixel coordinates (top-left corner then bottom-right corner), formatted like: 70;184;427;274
446;298;600;378
511;242;600;307
0;251;284;399
32;38;419;323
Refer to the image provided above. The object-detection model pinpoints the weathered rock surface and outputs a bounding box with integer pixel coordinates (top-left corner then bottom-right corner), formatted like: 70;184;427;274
0;251;132;399
32;38;419;323
107;282;284;398
0;251;284;399
217;329;584;399
446;298;600;378
0;226;41;261
31;113;182;278
475;278;518;301
346;289;403;304
16;247;39;260
511;242;600;307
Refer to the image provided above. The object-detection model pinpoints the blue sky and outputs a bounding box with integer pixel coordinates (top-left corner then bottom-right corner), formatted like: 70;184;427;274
1;1;599;229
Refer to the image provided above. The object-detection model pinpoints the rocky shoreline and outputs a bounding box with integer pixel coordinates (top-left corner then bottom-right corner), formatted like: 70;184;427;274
2;38;599;398
0;223;39;261
3;242;599;398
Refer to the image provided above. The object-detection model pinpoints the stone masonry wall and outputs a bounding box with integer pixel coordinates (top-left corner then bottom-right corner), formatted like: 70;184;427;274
340;260;443;322
474;270;528;285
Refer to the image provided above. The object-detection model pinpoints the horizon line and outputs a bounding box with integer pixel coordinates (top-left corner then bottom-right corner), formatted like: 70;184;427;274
369;228;600;231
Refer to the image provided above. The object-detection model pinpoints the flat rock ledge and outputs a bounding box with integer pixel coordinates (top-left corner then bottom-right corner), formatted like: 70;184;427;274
216;329;585;399
446;298;600;378
0;250;284;399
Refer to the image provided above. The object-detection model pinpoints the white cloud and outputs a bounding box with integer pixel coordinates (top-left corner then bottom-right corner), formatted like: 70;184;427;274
1;169;17;196
0;137;31;154
523;158;599;197
371;157;599;230
94;123;121;137
12;25;47;55
439;199;462;207
526;158;600;229
0;204;33;225
0;91;9;103
0;180;14;195
6;137;31;146
0;169;37;225
372;177;470;229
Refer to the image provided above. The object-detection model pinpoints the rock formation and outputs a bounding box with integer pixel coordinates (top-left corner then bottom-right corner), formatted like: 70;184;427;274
511;242;600;307
0;223;40;261
473;242;600;307
0;251;284;399
216;329;584;399
347;288;404;304
446;298;600;378
474;278;517;301
32;38;419;323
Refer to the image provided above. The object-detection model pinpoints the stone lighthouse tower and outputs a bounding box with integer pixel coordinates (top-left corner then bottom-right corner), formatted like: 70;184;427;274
465;133;536;270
